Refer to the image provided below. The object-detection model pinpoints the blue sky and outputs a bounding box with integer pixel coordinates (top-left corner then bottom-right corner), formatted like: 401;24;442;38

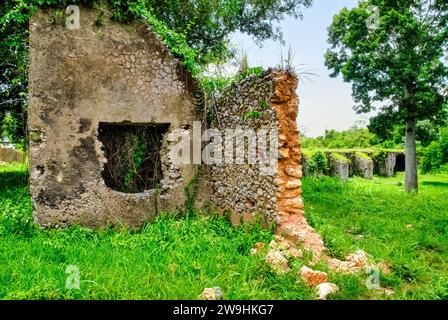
232;0;375;137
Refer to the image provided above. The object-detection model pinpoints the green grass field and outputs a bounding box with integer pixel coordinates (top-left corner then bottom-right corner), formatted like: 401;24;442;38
0;163;447;299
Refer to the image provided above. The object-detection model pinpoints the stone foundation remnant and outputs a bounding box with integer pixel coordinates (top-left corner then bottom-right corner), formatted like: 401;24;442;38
374;152;397;177
351;152;374;179
301;149;404;179
328;153;350;181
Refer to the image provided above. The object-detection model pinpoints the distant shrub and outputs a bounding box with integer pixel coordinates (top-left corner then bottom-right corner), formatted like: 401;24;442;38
308;151;328;177
421;142;444;173
373;149;388;164
0;165;34;237
0;201;35;237
302;127;377;149
421;127;448;174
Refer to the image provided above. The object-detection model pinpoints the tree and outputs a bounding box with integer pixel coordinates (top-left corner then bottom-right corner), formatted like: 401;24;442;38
421;126;448;173
0;0;313;146
325;0;448;192
0;0;29;145
142;0;313;64
369;117;448;147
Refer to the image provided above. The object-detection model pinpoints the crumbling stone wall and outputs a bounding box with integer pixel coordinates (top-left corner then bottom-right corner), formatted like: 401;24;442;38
28;5;326;258
209;71;278;225
209;70;324;258
28;7;198;227
301;150;402;179
210;70;304;226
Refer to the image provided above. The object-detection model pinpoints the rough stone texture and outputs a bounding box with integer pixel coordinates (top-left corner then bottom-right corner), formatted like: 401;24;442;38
28;7;198;227
0;146;25;163
316;283;339;300
264;249;290;274
271;73;325;261
374;152;397;177
351;153;373;179
327;250;369;274
200;287;223;300
268;235;303;259
209;71;278;225
328;153;349;181
299;266;328;287
209;70;325;261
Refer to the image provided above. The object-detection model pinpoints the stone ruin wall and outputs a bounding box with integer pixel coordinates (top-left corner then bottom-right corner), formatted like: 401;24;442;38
303;150;403;180
28;7;198;227
209;71;278;226
28;6;322;244
208;70;324;258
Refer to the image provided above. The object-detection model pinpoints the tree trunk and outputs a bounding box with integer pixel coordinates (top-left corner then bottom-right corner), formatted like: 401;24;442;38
405;118;418;193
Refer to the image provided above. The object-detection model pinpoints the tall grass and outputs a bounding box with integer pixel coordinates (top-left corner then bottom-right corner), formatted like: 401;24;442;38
0;164;314;300
1;164;447;299
303;173;448;299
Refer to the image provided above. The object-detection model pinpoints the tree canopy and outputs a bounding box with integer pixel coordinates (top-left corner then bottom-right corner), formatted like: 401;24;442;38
325;0;448;191
301;126;378;149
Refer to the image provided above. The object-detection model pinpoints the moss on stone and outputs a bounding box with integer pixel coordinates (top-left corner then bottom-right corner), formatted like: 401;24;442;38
373;149;388;163
302;150;314;159
331;152;351;164
355;151;372;161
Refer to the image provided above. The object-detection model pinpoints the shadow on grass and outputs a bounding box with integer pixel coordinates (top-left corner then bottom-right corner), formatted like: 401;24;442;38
421;181;448;188
0;168;29;191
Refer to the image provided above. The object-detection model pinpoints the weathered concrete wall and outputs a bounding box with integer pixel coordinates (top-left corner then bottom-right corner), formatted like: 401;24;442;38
351;152;373;179
374;152;397;177
0;146;25;163
328;153;349;181
28;7;198;227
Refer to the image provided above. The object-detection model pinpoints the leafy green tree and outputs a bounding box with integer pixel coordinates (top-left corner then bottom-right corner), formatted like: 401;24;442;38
421;126;448;173
0;1;30;145
143;0;313;64
309;151;328;177
325;0;448;192
302;126;377;149
369;115;448;147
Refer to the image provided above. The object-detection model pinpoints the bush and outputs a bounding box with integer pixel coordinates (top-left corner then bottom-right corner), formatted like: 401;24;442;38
373;149;388;164
0;190;35;237
308;151;328;177
0;164;35;237
421;127;448;174
421;141;444;173
302;127;377;149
